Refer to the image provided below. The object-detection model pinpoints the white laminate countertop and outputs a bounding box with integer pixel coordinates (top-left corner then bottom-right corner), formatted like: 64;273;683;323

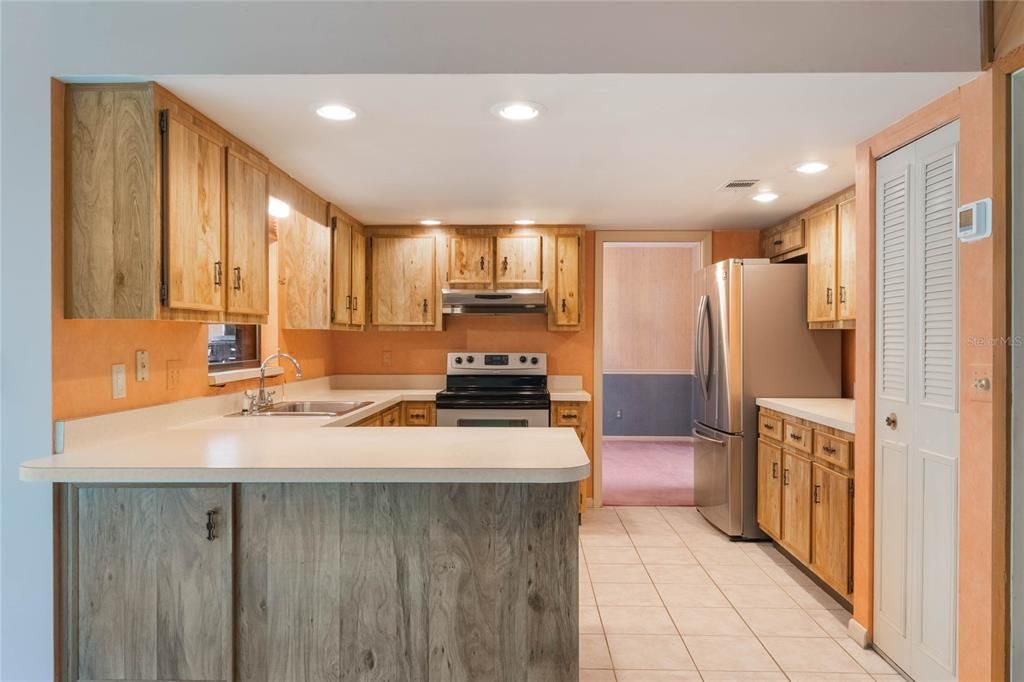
21;381;592;484
755;398;856;434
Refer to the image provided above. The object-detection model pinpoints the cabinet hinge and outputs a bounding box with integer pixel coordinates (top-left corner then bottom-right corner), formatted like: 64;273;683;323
159;110;168;133
331;217;337;230
160;281;168;305
847;574;853;594
848;479;854;496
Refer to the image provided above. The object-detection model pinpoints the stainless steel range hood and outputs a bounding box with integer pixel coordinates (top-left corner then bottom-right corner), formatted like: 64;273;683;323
441;288;548;315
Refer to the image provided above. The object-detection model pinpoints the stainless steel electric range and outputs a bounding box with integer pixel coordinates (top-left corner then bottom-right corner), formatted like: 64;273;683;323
435;352;550;427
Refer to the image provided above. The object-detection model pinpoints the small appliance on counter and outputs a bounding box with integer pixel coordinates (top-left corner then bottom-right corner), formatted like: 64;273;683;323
692;259;841;539
436;352;550;427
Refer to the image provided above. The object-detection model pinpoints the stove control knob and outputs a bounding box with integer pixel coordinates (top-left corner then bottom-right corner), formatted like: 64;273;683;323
466;355;475;363
519;355;527;363
454;356;463;365
530;357;539;365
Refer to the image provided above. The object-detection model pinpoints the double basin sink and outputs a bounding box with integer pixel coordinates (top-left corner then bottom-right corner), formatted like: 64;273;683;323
246;400;373;417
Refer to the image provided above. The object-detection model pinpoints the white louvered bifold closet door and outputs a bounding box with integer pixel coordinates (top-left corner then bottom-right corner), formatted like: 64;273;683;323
874;120;960;682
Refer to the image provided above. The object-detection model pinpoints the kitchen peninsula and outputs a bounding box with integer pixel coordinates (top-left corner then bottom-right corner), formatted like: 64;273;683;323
21;383;589;682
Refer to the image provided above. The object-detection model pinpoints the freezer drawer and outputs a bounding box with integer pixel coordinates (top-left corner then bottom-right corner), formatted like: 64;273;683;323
693;422;747;537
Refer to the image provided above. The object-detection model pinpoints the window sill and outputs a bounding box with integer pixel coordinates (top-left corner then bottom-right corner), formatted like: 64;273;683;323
208;366;283;387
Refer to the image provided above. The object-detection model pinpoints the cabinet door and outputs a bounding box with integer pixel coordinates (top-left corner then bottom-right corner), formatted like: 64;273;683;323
73;485;231;682
283;215;331;329
781;451;812;563
555;235;581;326
350;228;367;325
496;235;542;287
331;212;353;324
806;205;838;322
757;439;782;538
811;464;852;594
372;235;436;326
448;236;493;285
837;197;857;321
225;150;269;315
165;116;225;312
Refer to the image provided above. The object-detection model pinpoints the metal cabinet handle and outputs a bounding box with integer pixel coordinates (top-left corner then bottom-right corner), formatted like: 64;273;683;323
345;294;352;311
480;256;486;270
823;445;837;455
762;422;775;431
773;239;783;246
789;432;803;442
422;298;428;313
826;287;833;305
233;266;241;291
352;296;358;312
214;261;223;286
561;298;568;313
502;256;509;271
839;286;847;304
771;462;778;479
813;484;822;504
206;509;217;541
783;469;790;485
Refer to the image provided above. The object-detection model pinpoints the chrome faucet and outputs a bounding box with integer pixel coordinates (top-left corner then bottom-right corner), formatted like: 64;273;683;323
247;350;303;414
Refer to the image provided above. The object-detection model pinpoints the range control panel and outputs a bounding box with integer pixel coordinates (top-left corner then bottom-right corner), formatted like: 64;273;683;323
446;352;547;375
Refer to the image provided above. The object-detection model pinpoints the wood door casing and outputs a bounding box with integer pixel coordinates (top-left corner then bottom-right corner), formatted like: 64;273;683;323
781;450;812;563
806;205;838;322
811;463;852;594
72;485;231;682
496;235;542;287
555;235;580;325
757;439;782;539
372;235;436;326
331;211;353;324
448;235;493;286
350;229;367;325
837;197;857;320
165;115;225;312
225;150;268;315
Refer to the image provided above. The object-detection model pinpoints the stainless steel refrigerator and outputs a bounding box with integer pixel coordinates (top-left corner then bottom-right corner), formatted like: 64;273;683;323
692;259;841;538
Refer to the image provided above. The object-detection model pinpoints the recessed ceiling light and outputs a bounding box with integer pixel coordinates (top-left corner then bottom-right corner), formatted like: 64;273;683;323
420;219;442;226
268;196;290;218
514;219;536;226
493;101;541;121
316;104;357;121
795;161;829;174
752;191;779;203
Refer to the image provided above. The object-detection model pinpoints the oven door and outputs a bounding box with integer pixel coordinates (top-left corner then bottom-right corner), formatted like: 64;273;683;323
436;408;550;427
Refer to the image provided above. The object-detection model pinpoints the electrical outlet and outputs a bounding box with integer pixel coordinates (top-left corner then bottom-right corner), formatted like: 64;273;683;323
166;360;182;390
382;350;393;368
112;364;127;399
615;409;623;419
136;350;149;382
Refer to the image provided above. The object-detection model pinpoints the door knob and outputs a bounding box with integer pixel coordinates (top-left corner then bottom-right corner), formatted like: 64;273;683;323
885;413;898;430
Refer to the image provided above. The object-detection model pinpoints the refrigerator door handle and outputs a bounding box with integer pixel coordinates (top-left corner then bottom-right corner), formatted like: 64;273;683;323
693;425;727;446
695;294;711;399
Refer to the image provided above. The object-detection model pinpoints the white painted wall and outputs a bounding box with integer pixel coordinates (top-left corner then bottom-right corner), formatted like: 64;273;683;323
0;2;982;678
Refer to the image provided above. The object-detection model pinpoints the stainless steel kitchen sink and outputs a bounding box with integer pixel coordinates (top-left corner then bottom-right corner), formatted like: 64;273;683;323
249;400;373;416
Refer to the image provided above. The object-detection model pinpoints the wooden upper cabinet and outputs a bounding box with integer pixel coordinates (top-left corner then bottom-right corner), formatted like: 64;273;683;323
164;114;226;313
350;230;367;326
806;205;837;323
282;214;331;329
372;235;436;326
496;235;542;288
225;150;268;316
331;209;353;324
71;485;232;682
837;197;856;321
448;235;493;286
554;234;581;326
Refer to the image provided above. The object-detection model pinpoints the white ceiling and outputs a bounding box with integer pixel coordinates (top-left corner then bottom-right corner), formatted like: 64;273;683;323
159;73;976;230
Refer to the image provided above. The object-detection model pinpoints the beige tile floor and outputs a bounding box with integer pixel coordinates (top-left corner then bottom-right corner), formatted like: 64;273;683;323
579;507;901;681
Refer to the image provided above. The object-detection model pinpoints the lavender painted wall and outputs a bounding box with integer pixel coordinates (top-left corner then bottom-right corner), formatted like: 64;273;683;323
602;373;693;437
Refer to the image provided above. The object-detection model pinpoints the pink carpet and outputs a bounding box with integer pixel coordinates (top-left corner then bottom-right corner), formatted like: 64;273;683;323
602;440;694;506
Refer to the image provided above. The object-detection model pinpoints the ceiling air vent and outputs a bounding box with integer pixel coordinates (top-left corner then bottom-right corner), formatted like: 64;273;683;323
721;179;760;190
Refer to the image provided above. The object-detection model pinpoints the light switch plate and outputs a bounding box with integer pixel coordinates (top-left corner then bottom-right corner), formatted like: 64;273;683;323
136;350;149;382
969;364;993;402
112;364;127;399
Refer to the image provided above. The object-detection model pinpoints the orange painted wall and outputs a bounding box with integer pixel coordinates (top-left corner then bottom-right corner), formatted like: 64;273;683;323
853;69;1010;679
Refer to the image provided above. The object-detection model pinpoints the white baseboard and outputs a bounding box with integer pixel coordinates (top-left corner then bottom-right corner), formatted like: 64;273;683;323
603;436;694;442
847;617;870;648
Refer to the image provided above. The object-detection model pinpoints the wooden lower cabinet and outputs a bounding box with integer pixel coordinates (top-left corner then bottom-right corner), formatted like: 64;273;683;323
780;450;812;563
552;402;591;512
381;404;402;426
403;401;436;426
811;463;852;593
756;407;854;599
65;485;232;682
756;439;782;538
